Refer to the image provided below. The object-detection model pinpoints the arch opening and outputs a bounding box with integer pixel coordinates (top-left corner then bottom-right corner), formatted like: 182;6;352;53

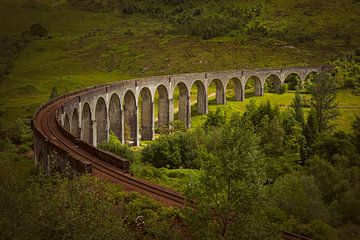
226;77;242;101
174;82;190;127
81;103;92;144
123;90;137;144
71;108;80;137
109;94;122;141
139;87;153;140
63;114;70;131
304;71;318;82
190;80;207;116
155;85;169;131
95;97;107;145
208;79;225;105
284;73;301;90
245;76;262;97
265;74;282;94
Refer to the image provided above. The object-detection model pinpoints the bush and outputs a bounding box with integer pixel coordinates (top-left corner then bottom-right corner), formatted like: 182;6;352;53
29;24;48;38
98;133;135;161
279;83;288;94
203;107;226;131
141;131;200;169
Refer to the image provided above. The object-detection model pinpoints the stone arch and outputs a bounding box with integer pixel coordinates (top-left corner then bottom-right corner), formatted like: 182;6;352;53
63;114;70;131
81;102;92;144
123;90;137;144
245;76;263;97
95;97;107;145
208;79;225;104
191;80;207;115
155;84;169;129
304;71;318;82
139;87;153;140
174;82;190;127
109;93;122;141
226;77;243;101
71;108;80;137
265;74;282;94
284;73;301;90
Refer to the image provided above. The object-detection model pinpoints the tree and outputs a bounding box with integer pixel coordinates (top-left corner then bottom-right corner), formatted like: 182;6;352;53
258;115;285;156
141;131;200;169
291;89;304;126
49;86;59;99
29;24;48;38
203;107;226;131
306;73;339;133
186;114;275;239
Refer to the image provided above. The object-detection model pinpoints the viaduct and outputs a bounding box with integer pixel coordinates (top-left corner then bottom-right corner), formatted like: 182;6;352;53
32;66;332;201
55;66;329;148
32;66;330;239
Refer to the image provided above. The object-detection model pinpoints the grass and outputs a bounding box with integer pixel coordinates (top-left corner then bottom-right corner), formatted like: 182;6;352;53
191;89;360;132
131;159;201;193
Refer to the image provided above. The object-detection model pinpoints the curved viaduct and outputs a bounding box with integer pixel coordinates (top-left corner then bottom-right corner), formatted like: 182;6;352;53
32;66;330;206
57;66;329;148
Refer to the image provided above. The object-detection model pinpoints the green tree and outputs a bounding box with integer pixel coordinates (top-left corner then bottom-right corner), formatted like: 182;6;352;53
186;114;275;239
141;131;200;169
203;107;226;131
306;73;339;133
271;173;331;229
258;115;285;157
291;89;304;126
49;86;59;99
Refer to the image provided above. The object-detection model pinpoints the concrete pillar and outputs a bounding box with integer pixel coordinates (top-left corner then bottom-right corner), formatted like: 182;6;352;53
215;83;226;104
140;94;153;141
240;85;245;101
121;109;125;144
204;88;209;114
151;101;155;140
92;120;97;147
255;81;264;96
109;95;122;142
106;109;110;142
169;97;174;126
234;81;242;101
195;81;207;115
135;105;139;147
186;93;191;128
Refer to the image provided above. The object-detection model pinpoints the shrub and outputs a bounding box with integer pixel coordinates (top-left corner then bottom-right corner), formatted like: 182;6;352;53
29;24;48;38
98;133;135;161
279;83;288;94
203;107;226;131
141;131;200;169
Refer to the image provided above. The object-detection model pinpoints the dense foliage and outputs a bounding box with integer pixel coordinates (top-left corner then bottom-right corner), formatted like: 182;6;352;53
0;164;183;240
141;130;201;169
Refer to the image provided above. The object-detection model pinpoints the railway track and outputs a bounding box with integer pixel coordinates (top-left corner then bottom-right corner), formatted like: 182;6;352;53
34;94;185;207
33;93;312;240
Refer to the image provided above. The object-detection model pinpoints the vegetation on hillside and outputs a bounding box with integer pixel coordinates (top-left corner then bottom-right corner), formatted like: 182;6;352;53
82;73;360;238
1;0;360;239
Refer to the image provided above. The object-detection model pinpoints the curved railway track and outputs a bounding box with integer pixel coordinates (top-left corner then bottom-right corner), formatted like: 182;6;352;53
34;94;185;207
33;92;312;240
